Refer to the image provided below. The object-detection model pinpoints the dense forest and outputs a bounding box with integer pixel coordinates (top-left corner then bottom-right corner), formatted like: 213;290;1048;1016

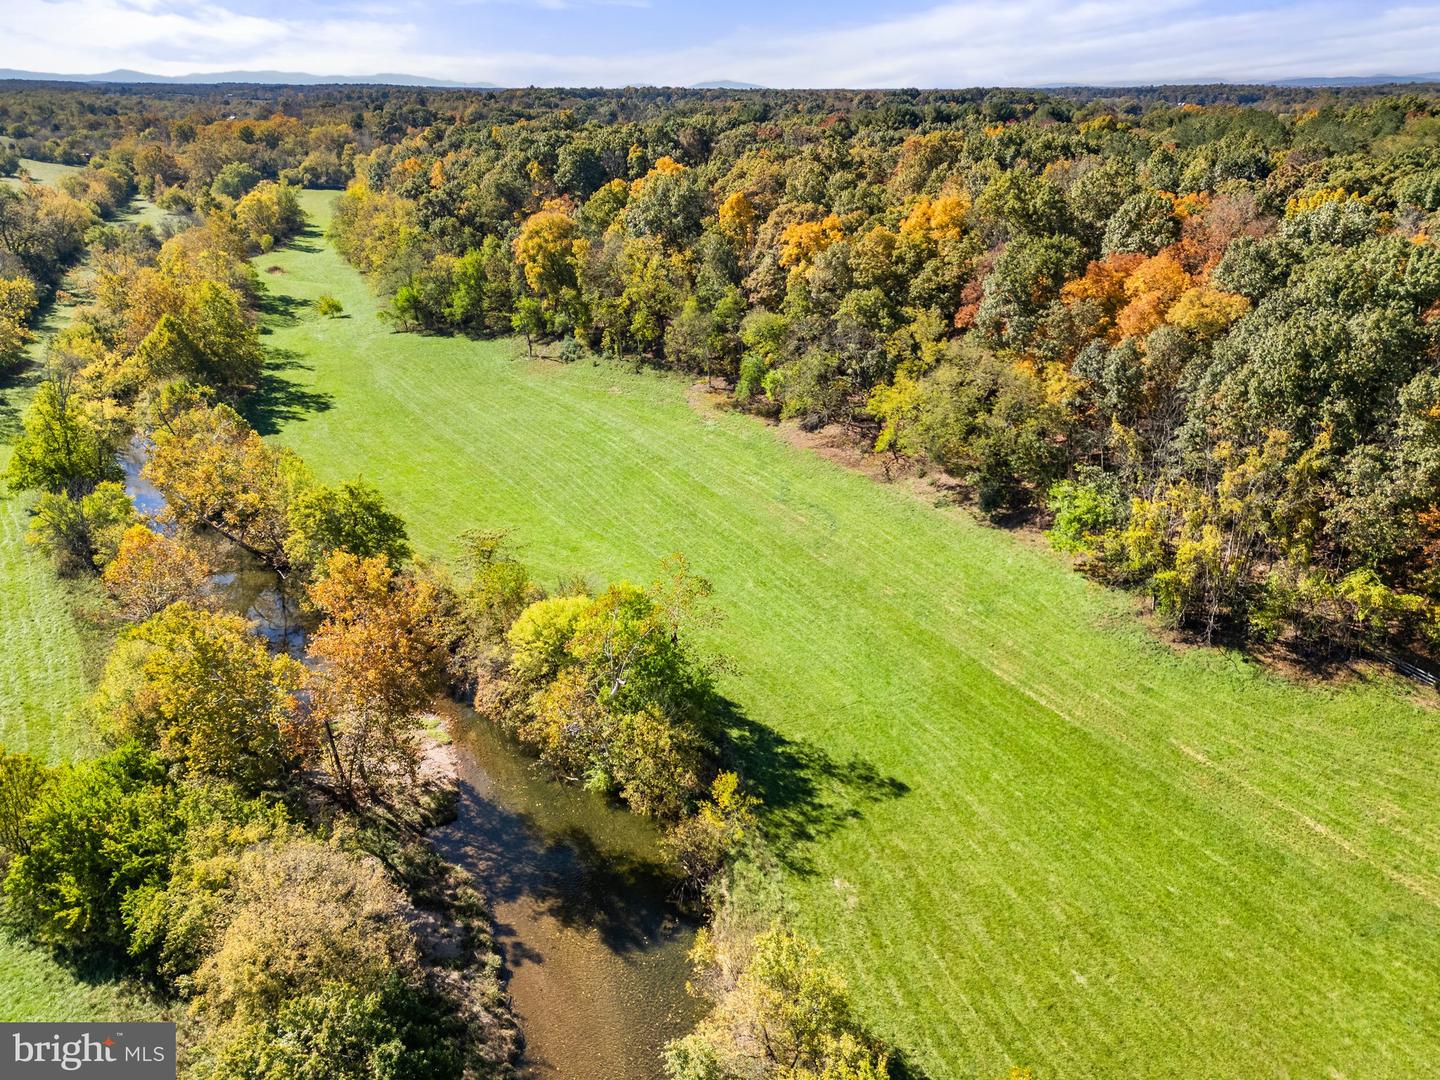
4;78;1440;1078
12;78;1428;662
314;82;1440;663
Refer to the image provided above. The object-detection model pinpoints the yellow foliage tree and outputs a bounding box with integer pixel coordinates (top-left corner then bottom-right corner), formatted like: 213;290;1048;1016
629;154;687;198
778;214;845;270
101;525;216;621
1285;187;1352;216
513;206;587;316
717;191;757;247
0;275;38;361
1115;251;1191;339
1166;285;1250;338
305;552;447;802
899;191;970;242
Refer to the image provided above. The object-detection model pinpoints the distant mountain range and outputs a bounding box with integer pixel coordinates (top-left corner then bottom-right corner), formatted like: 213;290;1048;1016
692;80;767;90
0;68;496;88
0;68;1437;91
1043;73;1440;89
1269;73;1440;87
0;68;776;90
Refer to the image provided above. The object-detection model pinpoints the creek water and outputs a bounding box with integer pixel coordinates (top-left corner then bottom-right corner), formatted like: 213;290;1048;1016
121;446;702;1078
436;701;704;1078
121;437;309;652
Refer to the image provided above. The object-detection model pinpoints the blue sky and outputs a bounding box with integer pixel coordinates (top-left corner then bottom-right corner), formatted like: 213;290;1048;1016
3;0;1440;86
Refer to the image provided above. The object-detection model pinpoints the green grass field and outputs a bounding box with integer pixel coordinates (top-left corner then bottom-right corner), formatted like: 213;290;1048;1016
3;159;168;229
250;189;1440;1078
0;158;158;1023
1;158;77;189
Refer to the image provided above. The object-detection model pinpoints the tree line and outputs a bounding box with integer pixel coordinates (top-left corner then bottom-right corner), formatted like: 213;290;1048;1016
305;87;1440;662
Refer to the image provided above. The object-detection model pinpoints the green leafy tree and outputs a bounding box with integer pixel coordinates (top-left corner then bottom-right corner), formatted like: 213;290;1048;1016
2;745;181;953
0;750;54;862
201;977;465;1080
211;161;262;200
504;556;716;817
26;480;136;575
284;478;412;576
1046;470;1125;554
94;604;309;792
1101;191;1178;256
4;376;124;497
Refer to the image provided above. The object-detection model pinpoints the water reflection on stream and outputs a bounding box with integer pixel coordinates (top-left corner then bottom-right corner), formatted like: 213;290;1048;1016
436;700;704;1079
121;441;701;1078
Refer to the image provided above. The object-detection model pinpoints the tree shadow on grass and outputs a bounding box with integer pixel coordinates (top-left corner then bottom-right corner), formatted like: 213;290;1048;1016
243;346;334;435
284;223;325;255
0;361;44;443
1;928;165;1008
257;289;308;330
714;699;910;877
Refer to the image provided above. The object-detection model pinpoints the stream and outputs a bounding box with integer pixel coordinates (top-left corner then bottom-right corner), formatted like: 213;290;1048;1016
437;702;704;1078
121;443;701;1078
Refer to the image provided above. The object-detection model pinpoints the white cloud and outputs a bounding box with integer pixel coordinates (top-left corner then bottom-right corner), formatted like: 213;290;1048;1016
0;0;420;76
1;0;1439;85
540;0;1440;87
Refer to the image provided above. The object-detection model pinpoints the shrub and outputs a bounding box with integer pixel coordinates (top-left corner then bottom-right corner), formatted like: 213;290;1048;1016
664;924;891;1079
26;481;137;575
1046;471;1125;554
2;745;182;953
665;772;758;900
198;976;464;1080
192;839;421;1024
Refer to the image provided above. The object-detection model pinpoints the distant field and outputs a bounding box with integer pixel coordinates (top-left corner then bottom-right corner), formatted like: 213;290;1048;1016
249;189;1440;1078
0;158;158;1023
2;159;168;230
116;197;171;231
2;157;78;189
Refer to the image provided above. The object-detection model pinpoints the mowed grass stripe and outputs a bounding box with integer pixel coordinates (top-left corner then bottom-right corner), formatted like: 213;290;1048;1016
0;463;91;761
253;190;1440;1078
